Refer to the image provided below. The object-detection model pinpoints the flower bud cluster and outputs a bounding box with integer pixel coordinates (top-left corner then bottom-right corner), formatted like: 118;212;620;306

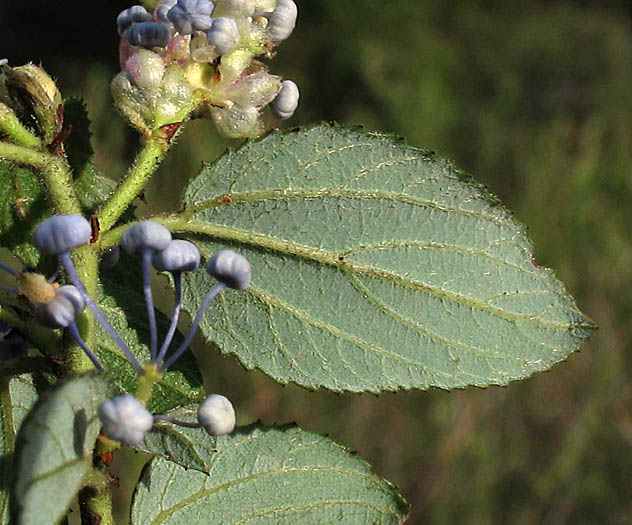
112;0;300;137
11;214;251;443
25;215;251;376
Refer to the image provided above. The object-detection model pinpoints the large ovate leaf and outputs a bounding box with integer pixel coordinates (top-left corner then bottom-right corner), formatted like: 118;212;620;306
178;123;594;393
131;423;409;524
11;374;108;525
0;373;41;525
98;252;203;412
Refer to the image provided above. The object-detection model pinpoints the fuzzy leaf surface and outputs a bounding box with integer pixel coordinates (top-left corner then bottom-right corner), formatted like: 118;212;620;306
178;123;594;392
98;253;203;412
131;423;409;524
134;404;214;471
11;375;108;525
0;373;41;525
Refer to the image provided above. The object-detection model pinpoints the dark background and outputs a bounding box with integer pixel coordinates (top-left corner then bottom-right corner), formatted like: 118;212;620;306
2;1;631;523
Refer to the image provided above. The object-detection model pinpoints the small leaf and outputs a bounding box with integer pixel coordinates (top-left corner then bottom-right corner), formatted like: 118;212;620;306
0;161;47;267
131;423;409;524
62;98;94;179
176;123;595;393
0;157;113;268
74;162;117;219
98;253;203;412
0;373;42;525
11;374;108;525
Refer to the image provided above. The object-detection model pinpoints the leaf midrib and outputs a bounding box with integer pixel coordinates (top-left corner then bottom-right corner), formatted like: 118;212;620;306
172;220;587;330
183;188;510;228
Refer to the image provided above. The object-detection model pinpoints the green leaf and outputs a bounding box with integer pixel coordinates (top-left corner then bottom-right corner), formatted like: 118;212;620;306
0;373;42;525
98;252;203;412
74;161;116;216
62;98;94;179
0;156;113;268
133;404;212;471
11;374;108;525
0;161;47;267
131;423;409;524
177;123;594;393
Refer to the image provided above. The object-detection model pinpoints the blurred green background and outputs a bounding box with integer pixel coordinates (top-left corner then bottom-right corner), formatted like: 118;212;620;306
2;0;631;523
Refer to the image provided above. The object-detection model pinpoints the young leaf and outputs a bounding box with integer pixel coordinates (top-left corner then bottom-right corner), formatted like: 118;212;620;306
74;163;116;215
11;374;108;525
131;423;409;524
0;161;47;267
98;253;203;412
177;123;594;393
0;373;41;525
0;157;113;268
62;98;94;179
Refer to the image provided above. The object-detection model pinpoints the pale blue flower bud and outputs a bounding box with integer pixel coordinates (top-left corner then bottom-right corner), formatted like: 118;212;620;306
156;0;178;24
197;394;236;436
168;0;215;34
206;249;251;290
206;17;240;55
270;79;299;119
121;221;172;256
267;0;297;42
99;395;154;446
128;22;171;48
32;215;91;255
152;240;201;272
117;5;153;36
35;285;85;329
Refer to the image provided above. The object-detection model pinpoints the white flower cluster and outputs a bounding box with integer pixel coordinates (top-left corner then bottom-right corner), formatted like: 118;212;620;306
112;0;299;138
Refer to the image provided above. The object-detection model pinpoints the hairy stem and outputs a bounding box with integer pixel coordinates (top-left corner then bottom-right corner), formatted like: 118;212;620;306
66;247;101;373
136;363;162;404
97;135;173;233
80;486;114;525
68;322;104;371
0;103;42;149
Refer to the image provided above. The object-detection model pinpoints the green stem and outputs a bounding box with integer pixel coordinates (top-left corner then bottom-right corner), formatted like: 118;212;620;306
0;141;81;215
67;245;100;374
0;103;42;149
97;136;171;233
80;485;114;525
136;363;162;405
